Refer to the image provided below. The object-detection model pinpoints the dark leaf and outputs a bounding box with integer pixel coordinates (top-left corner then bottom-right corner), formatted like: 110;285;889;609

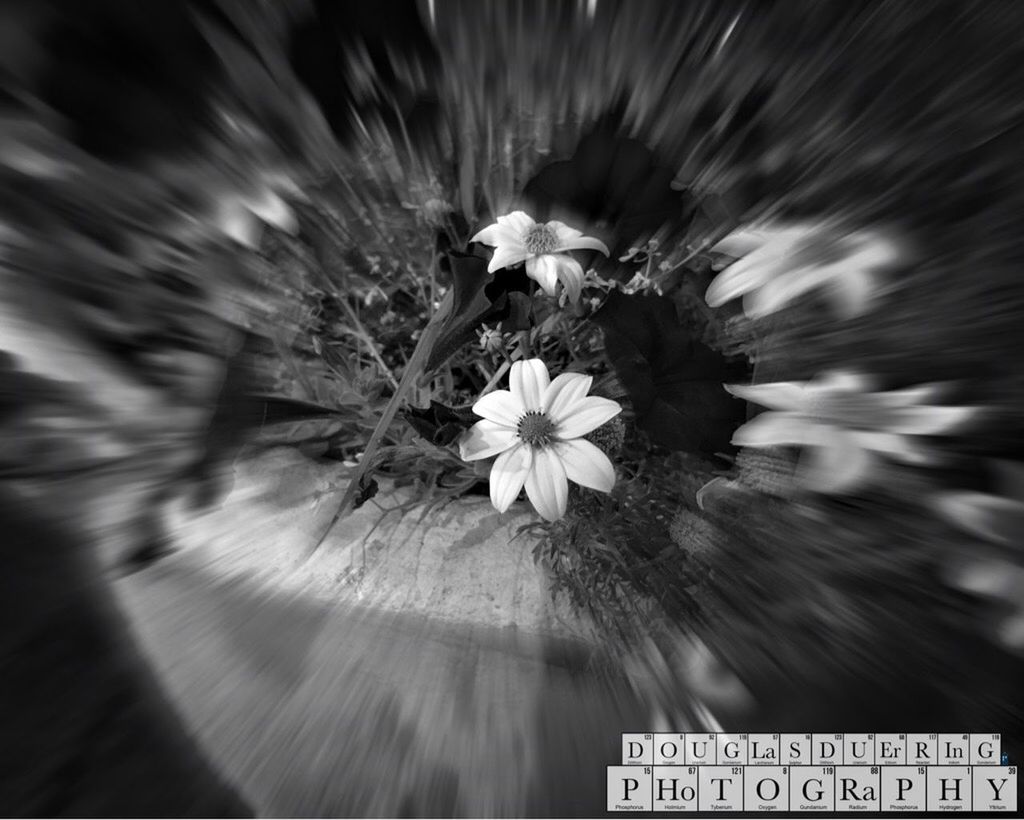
425;252;532;372
353;476;379;509
404;400;477;447
592;291;746;455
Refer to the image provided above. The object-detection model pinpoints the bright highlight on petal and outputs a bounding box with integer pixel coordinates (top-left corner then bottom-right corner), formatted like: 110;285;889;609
469;211;609;304
457;358;623;521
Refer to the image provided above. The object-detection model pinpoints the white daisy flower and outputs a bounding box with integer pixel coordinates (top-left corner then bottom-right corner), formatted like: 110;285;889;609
459;358;622;521
725;370;976;494
470;210;609;304
705;223;903;319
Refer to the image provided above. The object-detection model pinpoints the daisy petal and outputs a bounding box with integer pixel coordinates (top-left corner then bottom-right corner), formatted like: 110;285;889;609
218;199;262;248
525;447;568;521
470;222;522;248
557;438;615;493
796;430;874;494
472;390;524;426
543;372;593;418
490;444;532;513
510;359;550;411
547;220;583;241
711;230;769;258
554;396;622;439
488;245;531;273
555;256;584;305
248;189;298;234
887;405;976;435
458;420;518;461
704;247;777;306
934;492;1024;546
556;235;610;256
853;431;932;465
496;210;536;234
730;412;818;448
814;370;874;394
526;255;559;295
725;381;807;411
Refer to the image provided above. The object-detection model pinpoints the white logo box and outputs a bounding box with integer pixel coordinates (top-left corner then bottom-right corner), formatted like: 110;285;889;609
621;733;1002;767
607;764;1018;813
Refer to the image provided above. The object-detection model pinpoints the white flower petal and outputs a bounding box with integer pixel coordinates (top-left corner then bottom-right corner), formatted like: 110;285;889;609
218;199;262;248
724;381;807;411
886;405;976;436
554;396;622;439
555;255;584;304
557;438;615;493
731;412;819;448
742;266;829;318
704;247;778;306
796;430;875;494
542;372;593;418
487;244;531;273
471;222;522;248
934;492;1024;546
813;370;874;394
472;389;524;426
510;359;550;411
547;220;583;241
526;255;559;295
525;447;568;521
490;444;532;513
496;210;536;234
556;234;610;256
825;263;876;319
248;189;298;234
711;230;769;258
458;420;518;461
853;431;932;464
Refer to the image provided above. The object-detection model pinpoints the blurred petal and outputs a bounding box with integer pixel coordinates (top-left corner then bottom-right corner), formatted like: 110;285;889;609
490;444;532;513
557;438;615;492
526;255;559;295
705;256;771;307
556;235;610;256
525;447;568;521
743;267;827;318
887;405;976;435
934;492;1024;546
543;372;593;418
458;420;517;461
471;222;521;247
248;189;298;234
796;430;874;493
547;220;583;240
487;245;531;273
711;230;769;258
731;412;818;448
496;211;536;234
472;390;524;426
814;370;874;394
854;431;932;465
555;256;584;304
554;396;622;439
510;359;550;410
725;381;807;411
218;199;262;248
696;477;741;511
826;263;876;319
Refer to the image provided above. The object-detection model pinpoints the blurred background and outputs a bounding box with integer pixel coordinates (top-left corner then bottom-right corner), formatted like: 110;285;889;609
1;0;1023;816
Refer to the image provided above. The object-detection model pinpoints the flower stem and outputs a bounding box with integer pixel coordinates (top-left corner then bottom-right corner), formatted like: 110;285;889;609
307;288;455;557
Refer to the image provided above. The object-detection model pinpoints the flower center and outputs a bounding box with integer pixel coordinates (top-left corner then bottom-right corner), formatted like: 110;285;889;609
522;224;558;254
517;411;556;448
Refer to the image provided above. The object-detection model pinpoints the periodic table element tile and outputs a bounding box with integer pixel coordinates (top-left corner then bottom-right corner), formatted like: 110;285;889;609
697;765;744;812
939;733;971;765
607;765;653;812
789;766;836;812
685;733;718;766
972;765;1017;813
653;734;686;765
780;734;813;766
743;766;790;812
926;766;972;812
718;733;749;765
881;765;928;812
970;733;1001;766
811;734;844;765
843;733;876;765
749;733;782;765
907;733;938;765
622;733;654;765
875;733;908;765
835;765;881;811
652;765;699;812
